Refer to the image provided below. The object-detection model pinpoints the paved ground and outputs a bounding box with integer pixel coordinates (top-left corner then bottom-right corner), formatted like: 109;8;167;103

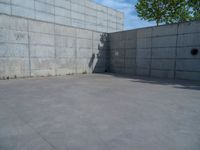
0;74;200;150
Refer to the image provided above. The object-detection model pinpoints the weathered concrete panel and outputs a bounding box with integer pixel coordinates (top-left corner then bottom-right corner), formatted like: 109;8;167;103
152;48;175;58
137;28;152;38
76;29;92;39
137;49;151;59
125;49;136;58
177;33;200;47
0;58;29;78
12;0;34;9
125;59;136;68
71;12;84;21
31;58;56;76
12;6;35;18
110;41;124;49
71;3;85;13
152;36;177;48
176;60;200;72
28;20;54;34
176;71;200;81
76;58;92;74
85;23;97;31
151;59;174;70
137;38;151;49
55;7;70;17
178;21;200;34
55;36;75;48
152;24;177;36
56;58;75;75
124;30;137;40
110;58;124;68
36;0;54;5
55;16;71;26
136;58;150;69
125;67;135;74
0;3;11;14
54;0;70;9
35;1;54;14
77;39;92;49
30;45;55;58
136;68;150;76
56;47;75;58
125;40;137;49
0;0;124;32
151;70;174;79
55;25;76;37
35;11;54;22
0;0;10;4
110;49;125;59
177;46;200;58
29;32;54;46
77;48;93;58
0;43;28;57
0;29;28;44
0;15;11;29
71;19;85;28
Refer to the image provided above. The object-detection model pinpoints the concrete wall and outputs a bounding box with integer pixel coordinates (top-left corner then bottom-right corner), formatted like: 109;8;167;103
0;14;108;78
109;21;200;81
0;0;124;33
1;13;199;81
109;30;137;74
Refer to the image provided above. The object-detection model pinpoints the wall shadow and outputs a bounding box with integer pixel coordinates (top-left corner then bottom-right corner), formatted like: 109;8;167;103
106;73;200;91
89;33;109;73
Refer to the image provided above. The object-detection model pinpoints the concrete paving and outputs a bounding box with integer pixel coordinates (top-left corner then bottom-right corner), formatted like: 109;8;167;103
0;74;200;150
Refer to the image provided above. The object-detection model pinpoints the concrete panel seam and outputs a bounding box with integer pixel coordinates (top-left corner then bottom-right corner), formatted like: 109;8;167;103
149;28;153;76
174;24;179;79
75;26;77;74
27;20;31;77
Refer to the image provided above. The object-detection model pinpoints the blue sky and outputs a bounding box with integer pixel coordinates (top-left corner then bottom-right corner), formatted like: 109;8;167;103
94;0;156;30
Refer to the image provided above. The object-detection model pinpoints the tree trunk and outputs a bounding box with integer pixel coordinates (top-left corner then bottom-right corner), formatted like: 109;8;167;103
156;20;159;26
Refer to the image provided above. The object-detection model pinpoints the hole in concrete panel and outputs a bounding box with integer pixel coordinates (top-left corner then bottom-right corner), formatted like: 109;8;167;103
191;48;198;56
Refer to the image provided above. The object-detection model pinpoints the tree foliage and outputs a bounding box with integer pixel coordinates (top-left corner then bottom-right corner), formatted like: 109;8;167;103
189;0;200;20
135;0;200;26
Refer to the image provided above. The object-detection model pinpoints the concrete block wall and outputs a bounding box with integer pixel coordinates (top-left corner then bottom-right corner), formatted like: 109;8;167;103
0;0;124;33
109;21;200;81
0;14;108;78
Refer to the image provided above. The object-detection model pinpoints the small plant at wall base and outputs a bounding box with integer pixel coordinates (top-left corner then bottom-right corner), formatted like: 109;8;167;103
135;0;200;26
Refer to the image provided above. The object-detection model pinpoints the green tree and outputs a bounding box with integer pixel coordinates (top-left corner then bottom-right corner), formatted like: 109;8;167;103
166;0;191;23
189;0;200;20
135;0;192;26
135;0;167;26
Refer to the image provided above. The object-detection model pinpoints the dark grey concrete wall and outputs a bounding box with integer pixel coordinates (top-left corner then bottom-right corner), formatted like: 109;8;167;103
0;14;108;78
108;21;200;81
109;30;137;74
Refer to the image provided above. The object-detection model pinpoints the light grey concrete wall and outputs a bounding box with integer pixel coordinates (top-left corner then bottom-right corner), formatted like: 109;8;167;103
0;0;124;33
108;21;200;81
0;14;108;78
